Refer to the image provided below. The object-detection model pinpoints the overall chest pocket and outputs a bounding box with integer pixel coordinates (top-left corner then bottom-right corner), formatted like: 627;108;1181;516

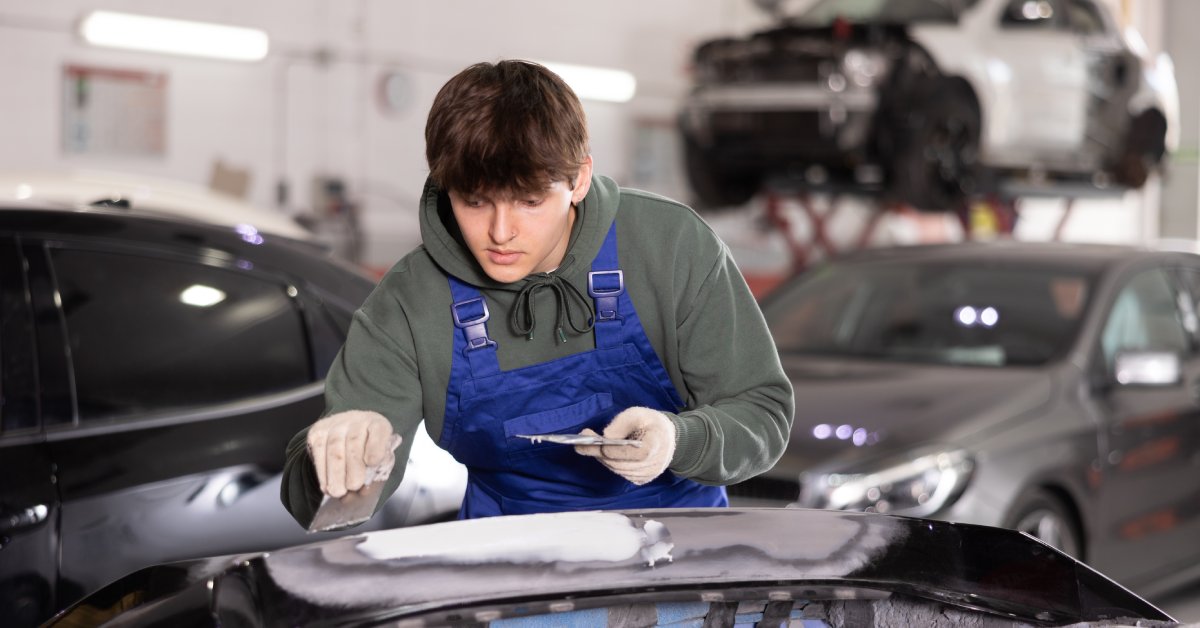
503;392;613;463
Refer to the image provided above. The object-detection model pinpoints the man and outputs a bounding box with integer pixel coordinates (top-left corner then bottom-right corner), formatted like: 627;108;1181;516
282;60;793;523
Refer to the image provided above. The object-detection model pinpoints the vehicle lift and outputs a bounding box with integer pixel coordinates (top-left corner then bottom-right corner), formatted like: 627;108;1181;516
759;186;1075;276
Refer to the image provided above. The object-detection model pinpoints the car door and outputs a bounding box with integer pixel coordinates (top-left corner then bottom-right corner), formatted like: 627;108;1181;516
1086;264;1200;585
24;235;332;609
0;238;60;627
987;0;1089;160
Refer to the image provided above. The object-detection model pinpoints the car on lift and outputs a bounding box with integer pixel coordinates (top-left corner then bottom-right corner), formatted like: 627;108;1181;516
0;202;466;627
737;241;1200;599
679;0;1180;210
46;508;1175;626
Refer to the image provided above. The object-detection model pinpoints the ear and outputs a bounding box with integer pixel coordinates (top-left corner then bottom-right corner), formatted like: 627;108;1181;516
571;155;594;204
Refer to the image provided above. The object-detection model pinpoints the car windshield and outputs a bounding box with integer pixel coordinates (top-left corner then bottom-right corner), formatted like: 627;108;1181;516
795;0;969;24
764;258;1097;367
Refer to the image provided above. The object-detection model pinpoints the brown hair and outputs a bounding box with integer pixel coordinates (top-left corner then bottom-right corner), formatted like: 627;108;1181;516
425;60;589;195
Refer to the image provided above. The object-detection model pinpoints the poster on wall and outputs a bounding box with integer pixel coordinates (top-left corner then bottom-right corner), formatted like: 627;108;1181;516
62;64;167;158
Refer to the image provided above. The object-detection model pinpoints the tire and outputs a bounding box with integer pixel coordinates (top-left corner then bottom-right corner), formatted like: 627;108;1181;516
1114;110;1167;189
681;132;760;210
1003;488;1084;561
887;86;981;211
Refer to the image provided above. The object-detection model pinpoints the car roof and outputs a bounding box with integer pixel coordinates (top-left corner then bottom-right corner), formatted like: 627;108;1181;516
0;205;374;306
829;240;1186;273
50;508;1170;626
0;169;313;240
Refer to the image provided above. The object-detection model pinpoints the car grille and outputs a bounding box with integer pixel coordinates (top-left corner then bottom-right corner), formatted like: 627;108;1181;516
696;36;827;85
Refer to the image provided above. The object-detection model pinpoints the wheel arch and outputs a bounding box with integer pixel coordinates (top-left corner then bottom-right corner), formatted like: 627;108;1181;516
1006;481;1091;563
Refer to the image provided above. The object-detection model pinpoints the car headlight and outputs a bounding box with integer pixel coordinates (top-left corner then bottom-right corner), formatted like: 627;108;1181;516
804;450;974;518
841;49;889;88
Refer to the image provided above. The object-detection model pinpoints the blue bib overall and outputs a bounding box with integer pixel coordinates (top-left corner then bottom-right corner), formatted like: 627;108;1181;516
439;223;728;518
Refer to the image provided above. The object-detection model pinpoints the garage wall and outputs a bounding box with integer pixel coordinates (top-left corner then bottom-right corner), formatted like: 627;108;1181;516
1160;0;1200;240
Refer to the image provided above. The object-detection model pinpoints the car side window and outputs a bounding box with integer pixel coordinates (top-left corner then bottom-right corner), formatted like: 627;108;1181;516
48;246;313;422
1172;268;1200;348
1001;0;1061;29
1063;0;1106;36
1100;269;1190;368
0;241;39;434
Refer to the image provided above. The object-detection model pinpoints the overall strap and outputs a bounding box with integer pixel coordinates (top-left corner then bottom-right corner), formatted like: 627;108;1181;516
588;222;624;349
448;275;501;377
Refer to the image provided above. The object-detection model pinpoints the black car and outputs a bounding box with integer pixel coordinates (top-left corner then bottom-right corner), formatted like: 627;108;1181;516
0;204;465;626
47;508;1176;626
736;241;1200;598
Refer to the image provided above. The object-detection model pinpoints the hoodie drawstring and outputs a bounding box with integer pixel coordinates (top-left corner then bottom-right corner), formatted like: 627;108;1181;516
510;273;595;343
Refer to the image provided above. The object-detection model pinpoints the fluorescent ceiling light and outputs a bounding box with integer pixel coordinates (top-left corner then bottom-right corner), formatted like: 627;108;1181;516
542;62;636;103
79;11;269;62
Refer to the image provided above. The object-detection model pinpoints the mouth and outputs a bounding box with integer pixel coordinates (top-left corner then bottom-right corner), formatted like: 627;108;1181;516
486;249;522;265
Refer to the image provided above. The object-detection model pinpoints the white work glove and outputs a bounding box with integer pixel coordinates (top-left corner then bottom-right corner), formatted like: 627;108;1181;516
307;410;402;498
575;407;676;486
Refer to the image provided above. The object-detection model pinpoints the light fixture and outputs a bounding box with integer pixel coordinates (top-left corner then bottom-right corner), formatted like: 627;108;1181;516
542;62;636;103
79;11;269;62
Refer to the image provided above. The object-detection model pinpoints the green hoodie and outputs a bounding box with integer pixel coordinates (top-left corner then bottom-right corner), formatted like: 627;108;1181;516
282;174;794;526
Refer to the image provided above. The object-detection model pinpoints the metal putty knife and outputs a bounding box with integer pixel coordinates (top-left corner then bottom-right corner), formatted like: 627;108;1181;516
515;433;643;447
307;478;387;533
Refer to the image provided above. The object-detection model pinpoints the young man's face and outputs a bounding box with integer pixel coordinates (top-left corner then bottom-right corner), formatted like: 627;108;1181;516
449;158;593;284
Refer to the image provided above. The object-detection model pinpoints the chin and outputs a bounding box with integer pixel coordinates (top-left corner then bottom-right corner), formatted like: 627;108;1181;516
484;266;528;284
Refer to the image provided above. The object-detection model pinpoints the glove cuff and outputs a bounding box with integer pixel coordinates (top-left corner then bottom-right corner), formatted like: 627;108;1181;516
666;413;705;475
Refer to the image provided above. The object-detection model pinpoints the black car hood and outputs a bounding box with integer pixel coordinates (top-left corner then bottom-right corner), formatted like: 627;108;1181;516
771;355;1056;478
48;508;1171;626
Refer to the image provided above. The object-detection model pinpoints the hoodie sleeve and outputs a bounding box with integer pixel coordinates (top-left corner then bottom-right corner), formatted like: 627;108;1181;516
665;240;795;485
281;292;423;528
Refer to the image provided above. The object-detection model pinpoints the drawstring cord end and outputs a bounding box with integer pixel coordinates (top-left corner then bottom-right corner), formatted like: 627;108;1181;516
556;327;567;344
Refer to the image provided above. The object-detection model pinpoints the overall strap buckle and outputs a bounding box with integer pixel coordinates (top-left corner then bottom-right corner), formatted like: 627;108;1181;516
451;296;497;351
588;270;624;322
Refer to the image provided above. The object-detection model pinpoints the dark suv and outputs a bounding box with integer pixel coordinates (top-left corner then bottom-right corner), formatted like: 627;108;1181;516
0;205;465;626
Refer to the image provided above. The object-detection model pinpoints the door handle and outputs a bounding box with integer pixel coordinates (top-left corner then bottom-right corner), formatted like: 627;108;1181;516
0;504;50;534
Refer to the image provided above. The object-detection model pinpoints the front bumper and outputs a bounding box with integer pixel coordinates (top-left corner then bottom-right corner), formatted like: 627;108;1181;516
681;82;879;168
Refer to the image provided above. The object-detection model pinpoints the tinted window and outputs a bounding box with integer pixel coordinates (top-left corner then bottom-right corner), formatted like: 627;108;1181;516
797;0;962;24
0;242;38;434
49;247;312;421
1101;268;1189;367
1174;268;1200;346
764;259;1095;366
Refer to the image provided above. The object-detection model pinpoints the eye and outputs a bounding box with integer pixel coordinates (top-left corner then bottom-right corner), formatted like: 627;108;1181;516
521;197;545;207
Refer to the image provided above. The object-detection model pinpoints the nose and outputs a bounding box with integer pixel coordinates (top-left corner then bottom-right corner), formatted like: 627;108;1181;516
490;204;515;244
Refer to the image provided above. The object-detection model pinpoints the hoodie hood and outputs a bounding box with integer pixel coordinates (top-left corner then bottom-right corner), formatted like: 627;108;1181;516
418;174;622;291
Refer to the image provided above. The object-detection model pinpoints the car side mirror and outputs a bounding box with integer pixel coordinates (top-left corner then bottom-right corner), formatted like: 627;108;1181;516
1112;351;1181;387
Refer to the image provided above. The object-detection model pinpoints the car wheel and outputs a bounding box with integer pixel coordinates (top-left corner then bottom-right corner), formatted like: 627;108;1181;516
682;132;760;210
1113;109;1167;189
888;86;981;211
1004;489;1084;560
